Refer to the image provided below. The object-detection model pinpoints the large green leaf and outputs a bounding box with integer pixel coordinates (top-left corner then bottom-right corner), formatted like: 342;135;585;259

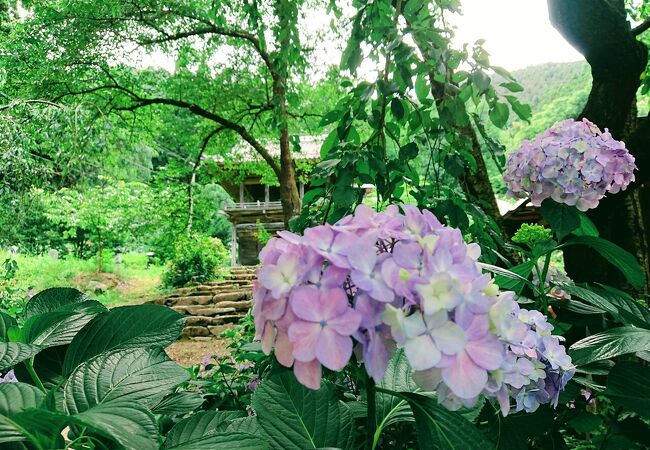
71;401;159;450
562;236;646;289
605;361;650;419
63;304;185;374
569;327;650;365
0;382;44;416
490;406;555;450
561;285;649;329
23;287;90;319
0;384;48;445
163;411;246;448
399;392;490;450
251;371;354;450
540;199;580;241
21;300;106;348
0;409;67;448
375;350;416;440
491;261;535;293
0;342;41;371
164;432;269;450
151;392;205;416
64;347;189;414
0;312;16;342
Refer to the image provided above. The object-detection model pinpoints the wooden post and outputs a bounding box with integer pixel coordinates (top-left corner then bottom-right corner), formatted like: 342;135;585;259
231;225;237;267
239;182;244;205
265;184;270;205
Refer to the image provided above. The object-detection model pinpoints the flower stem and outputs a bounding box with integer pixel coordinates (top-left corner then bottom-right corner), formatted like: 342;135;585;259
26;357;46;392
366;374;376;450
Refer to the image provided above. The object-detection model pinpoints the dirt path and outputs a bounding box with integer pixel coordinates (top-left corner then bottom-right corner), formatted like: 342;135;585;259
166;338;231;367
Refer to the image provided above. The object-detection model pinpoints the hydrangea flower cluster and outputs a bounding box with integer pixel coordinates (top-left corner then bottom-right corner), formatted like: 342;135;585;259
0;370;17;383
504;118;636;211
253;205;573;415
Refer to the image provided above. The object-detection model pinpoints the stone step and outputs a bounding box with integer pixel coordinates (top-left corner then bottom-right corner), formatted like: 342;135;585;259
168;295;215;306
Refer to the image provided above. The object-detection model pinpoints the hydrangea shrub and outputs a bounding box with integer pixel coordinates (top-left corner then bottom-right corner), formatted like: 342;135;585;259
253;205;574;415
504;118;636;211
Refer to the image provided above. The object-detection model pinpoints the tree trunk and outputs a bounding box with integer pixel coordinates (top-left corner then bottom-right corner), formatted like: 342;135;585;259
274;73;301;224
97;237;103;273
548;0;650;291
272;0;301;226
187;169;195;235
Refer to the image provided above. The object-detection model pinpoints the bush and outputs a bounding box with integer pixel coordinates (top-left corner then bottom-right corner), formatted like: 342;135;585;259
163;234;228;288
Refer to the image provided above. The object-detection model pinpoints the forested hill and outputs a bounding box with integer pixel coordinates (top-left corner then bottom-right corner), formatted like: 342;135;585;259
496;60;592;151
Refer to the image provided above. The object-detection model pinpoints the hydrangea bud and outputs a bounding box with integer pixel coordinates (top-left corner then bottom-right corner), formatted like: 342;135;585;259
253;205;573;415
504;118;636;211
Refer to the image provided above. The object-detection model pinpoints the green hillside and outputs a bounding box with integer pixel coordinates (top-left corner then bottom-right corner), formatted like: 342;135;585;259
499;60;592;150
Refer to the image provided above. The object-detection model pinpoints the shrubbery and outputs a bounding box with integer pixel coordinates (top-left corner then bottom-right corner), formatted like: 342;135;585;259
163;234;229;288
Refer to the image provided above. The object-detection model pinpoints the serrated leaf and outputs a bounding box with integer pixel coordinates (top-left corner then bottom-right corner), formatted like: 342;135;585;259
0;408;67;448
71;401;159;450
399;392;491;450
0;382;44;416
569;326;650;365
163;411;246;448
251;371;354;450
21;300;105;347
376;350;416;432
63;304;185;374
151;392;205;416
0;343;41;371
23;287;91;319
64;347;189;414
164;432;269;450
226;417;263;435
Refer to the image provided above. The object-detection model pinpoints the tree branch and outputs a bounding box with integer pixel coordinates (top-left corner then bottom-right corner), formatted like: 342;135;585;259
633;17;650;36
115;96;281;177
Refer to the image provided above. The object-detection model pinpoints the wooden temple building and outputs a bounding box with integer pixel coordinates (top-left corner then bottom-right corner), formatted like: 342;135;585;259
214;136;322;266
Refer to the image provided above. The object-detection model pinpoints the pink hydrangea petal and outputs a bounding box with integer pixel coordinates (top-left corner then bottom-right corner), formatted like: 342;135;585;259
315;327;353;371
441;351;488;399
319;288;349;320
465;335;504;370
294;360;322;390
289;285;323;322
327;308;362;336
261;321;277;355
275;331;294;367
288;321;320;362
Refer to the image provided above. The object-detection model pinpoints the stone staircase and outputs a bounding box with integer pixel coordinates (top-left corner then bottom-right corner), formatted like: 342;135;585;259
151;267;257;338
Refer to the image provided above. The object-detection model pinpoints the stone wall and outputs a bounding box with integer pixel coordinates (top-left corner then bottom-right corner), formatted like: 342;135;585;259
150;267;256;338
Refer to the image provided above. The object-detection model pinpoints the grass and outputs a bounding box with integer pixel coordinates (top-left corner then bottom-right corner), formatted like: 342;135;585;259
1;250;165;305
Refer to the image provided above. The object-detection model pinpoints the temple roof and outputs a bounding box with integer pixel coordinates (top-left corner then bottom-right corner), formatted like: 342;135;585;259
210;135;323;164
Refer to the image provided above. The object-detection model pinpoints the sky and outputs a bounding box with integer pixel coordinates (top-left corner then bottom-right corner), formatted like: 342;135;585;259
453;0;584;70
132;0;585;74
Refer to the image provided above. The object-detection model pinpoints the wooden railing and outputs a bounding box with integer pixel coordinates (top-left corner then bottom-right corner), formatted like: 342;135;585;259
224;201;283;211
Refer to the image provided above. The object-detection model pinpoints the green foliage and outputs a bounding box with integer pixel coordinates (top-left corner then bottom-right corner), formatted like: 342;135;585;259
0;287;194;449
512;223;553;247
163;234;228;288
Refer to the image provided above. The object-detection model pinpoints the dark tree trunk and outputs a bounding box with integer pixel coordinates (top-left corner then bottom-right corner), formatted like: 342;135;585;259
274;74;301;225
548;0;650;291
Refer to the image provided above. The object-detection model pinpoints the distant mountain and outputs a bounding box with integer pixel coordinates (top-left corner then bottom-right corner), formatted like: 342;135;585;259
498;61;592;150
485;61;592;195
